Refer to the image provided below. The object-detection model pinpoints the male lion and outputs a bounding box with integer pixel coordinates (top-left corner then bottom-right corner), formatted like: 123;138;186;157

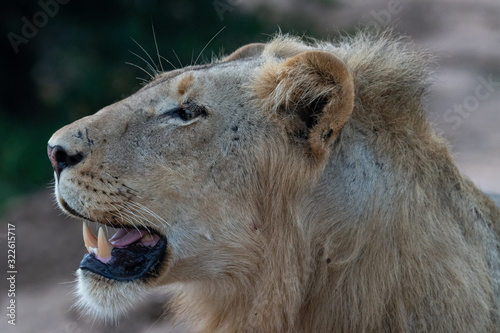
47;32;500;332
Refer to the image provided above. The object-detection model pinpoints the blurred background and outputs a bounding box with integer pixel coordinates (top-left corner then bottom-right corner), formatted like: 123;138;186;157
0;0;498;332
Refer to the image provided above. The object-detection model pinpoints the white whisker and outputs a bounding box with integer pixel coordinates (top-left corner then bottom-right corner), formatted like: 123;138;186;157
194;26;226;65
130;37;159;74
172;48;183;68
125;201;162;230
151;22;164;73
114;202;154;234
128;50;158;76
159;55;177;70
129;201;171;228
125;62;154;80
136;77;150;85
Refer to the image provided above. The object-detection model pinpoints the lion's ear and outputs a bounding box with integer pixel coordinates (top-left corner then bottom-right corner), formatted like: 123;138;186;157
256;51;354;161
223;43;266;61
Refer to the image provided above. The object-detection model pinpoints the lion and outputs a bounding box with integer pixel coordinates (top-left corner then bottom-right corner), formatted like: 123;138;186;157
47;32;500;332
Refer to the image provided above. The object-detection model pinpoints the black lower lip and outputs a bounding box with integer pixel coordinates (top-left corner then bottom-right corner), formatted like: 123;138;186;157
79;236;167;282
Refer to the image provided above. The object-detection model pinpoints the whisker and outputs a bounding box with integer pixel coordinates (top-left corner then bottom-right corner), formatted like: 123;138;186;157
159;55;177;70
122;208;149;232
126;202;162;228
105;217;124;231
136;77;150;84
124;206;155;233
194;26;226;65
128;50;158;76
151;22;164;73
125;201;165;230
115;201;155;233
58;280;76;285
125;62;155;80
172;48;183;68
121;203;148;225
130;37;160;74
129;201;170;228
109;202;139;232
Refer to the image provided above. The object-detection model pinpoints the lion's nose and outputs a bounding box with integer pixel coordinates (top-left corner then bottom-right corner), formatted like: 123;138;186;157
47;145;84;178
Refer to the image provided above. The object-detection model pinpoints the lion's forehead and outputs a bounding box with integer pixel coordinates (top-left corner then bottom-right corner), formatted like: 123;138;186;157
144;57;263;95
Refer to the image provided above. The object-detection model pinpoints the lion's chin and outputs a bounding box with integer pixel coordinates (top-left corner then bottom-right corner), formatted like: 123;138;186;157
75;269;150;323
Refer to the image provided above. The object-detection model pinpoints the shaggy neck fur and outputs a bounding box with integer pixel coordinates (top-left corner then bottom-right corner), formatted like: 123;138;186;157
168;141;318;332
168;34;500;332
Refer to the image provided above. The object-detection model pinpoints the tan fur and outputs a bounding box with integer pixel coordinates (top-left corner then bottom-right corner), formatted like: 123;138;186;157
48;32;500;332
177;74;194;96
254;50;354;162
223;42;265;61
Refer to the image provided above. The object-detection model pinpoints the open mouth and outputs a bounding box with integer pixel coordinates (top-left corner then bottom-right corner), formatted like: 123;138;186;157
80;223;167;281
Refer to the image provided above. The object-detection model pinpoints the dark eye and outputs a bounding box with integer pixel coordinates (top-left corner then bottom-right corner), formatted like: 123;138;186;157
176;108;196;121
173;105;207;122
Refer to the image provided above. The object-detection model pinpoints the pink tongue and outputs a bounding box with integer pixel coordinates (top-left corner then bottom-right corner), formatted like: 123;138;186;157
109;229;149;247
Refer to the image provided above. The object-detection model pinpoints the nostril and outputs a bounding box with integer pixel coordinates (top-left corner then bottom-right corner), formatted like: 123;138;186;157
48;145;84;177
54;149;82;166
54;149;68;164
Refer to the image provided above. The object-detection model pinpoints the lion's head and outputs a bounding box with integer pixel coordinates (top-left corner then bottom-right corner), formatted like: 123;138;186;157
48;36;354;323
48;33;499;332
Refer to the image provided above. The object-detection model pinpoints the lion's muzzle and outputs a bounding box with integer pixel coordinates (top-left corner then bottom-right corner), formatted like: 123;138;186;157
47;120;169;283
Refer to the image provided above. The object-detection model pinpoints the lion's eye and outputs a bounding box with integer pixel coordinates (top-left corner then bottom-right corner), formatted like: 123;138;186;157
161;104;207;124
176;108;196;121
172;105;207;122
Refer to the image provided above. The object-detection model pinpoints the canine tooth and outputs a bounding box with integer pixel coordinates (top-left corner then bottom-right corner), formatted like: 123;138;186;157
140;233;159;247
97;227;114;259
141;234;154;241
83;222;98;253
